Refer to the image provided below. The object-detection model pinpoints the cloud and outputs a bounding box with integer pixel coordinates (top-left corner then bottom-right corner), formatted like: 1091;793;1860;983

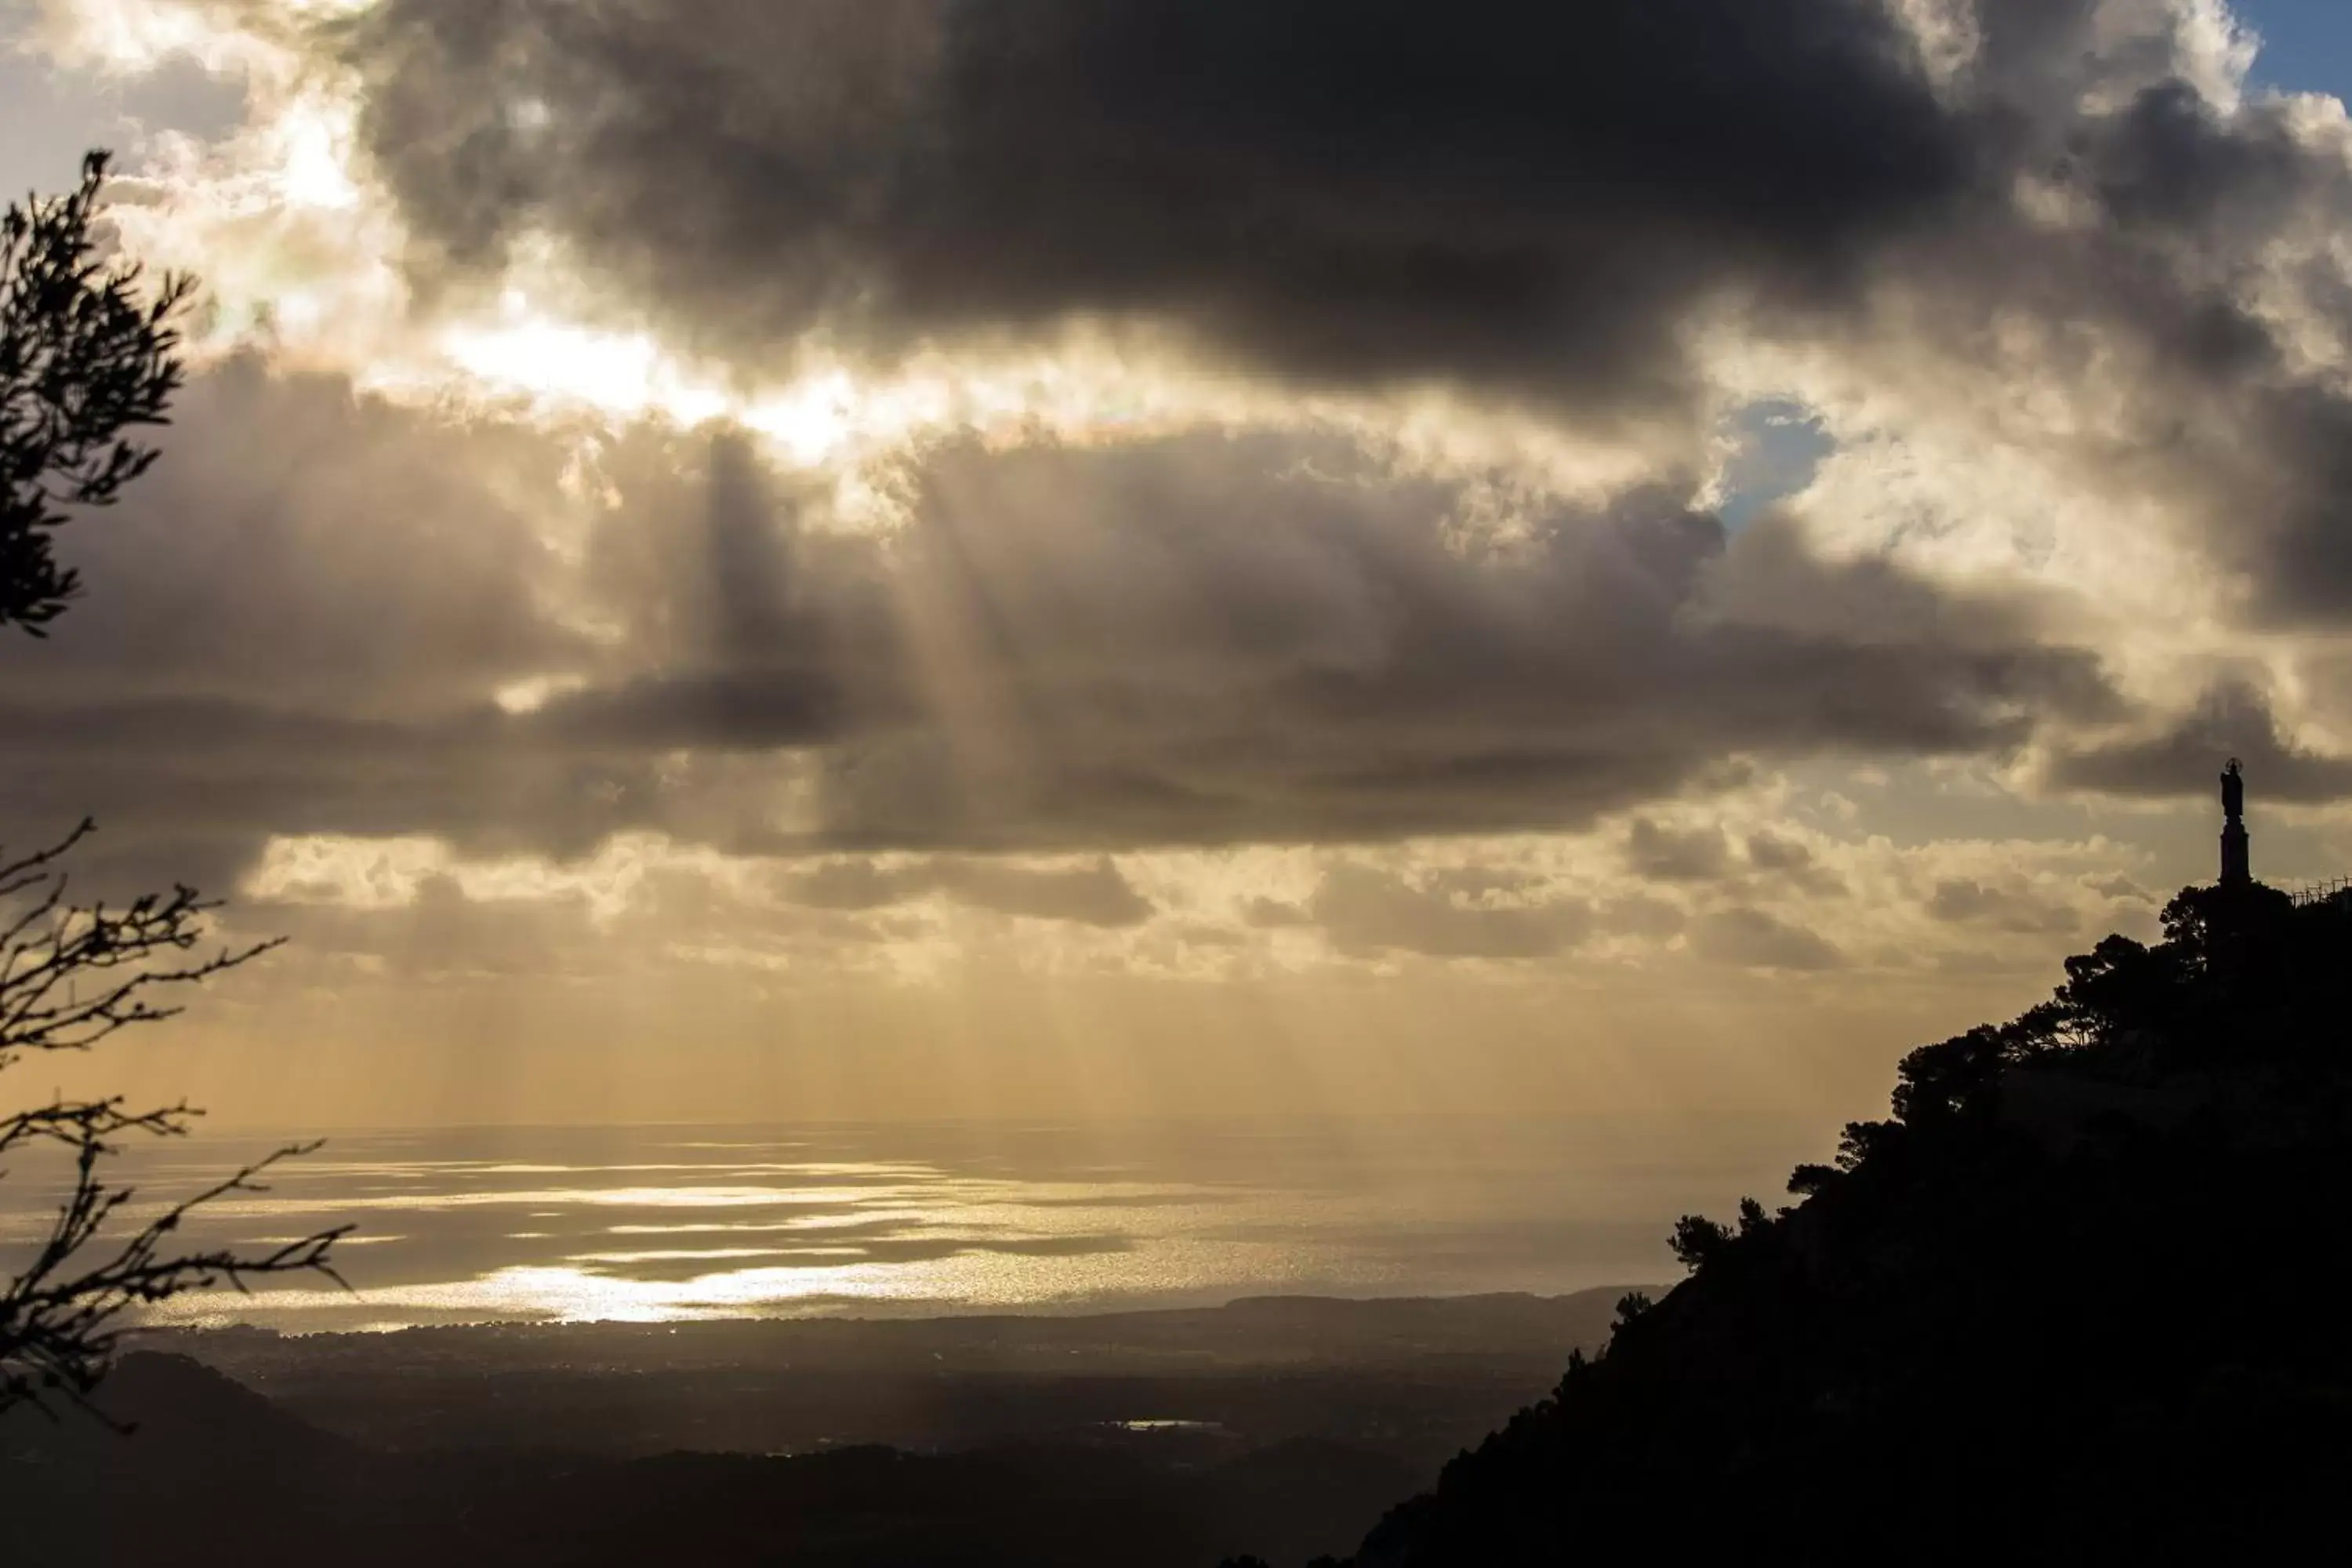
1745;833;1814;873
1691;908;1846;971
777;859;920;913
1243;898;1315;931
2048;681;2352;804
293;0;2352;691
32;0;2352;1142
1308;863;1591;960
1597;895;1689;943
796;435;2119;850
2;371;2127;893
5;354;575;715
931;858;1153;928
1743;829;1849;898
740;854;1158;927
1624;820;1733;883
1925;879;2082;935
25;0;2352;964
325;0;1966;416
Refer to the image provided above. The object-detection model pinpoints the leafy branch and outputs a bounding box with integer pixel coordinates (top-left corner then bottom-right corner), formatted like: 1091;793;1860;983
3;149;195;636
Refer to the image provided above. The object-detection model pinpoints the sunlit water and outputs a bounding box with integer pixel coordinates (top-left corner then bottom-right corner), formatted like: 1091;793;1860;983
0;1120;1793;1331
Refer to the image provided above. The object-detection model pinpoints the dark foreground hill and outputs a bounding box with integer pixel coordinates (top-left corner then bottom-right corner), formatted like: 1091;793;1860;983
1327;884;2352;1566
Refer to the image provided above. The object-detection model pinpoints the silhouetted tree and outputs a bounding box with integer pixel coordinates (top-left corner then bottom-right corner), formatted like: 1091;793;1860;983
2;151;191;637
1666;1213;1733;1272
1352;880;2352;1565
2;154;339;1419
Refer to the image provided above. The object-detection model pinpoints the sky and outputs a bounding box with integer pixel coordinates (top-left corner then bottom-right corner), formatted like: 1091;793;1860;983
9;1;2352;1151
2235;0;2352;95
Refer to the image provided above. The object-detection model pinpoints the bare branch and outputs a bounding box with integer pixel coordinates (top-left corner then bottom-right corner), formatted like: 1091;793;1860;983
2;820;285;1065
1;1129;349;1419
1;1096;197;1159
0;816;93;898
0;823;337;1420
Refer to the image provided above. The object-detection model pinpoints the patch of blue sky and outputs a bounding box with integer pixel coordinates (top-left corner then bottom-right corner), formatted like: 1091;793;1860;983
1714;400;1835;535
2230;0;2352;100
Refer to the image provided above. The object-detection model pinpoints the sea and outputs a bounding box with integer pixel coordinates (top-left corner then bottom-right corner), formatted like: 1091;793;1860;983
0;1119;1803;1333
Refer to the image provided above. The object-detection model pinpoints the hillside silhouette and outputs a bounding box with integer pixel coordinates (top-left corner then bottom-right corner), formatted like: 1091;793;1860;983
1329;882;2352;1564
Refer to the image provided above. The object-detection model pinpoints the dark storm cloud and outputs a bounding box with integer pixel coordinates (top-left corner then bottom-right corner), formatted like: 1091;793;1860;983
325;0;1968;411
2223;388;2352;624
37;0;2352;880
310;0;2352;638
0;368;2122;885
2048;681;2352;804
0;694;671;896
5;354;575;714
792;435;2116;850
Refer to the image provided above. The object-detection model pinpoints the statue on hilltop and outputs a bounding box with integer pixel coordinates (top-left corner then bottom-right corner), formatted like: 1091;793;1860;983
2221;758;2251;887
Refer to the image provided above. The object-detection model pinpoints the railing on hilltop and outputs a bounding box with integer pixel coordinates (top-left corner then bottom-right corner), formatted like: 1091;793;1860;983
2288;877;2352;909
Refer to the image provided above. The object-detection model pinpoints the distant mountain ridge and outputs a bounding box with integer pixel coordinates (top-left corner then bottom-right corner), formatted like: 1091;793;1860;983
0;1348;1420;1566
3;1293;1633;1566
